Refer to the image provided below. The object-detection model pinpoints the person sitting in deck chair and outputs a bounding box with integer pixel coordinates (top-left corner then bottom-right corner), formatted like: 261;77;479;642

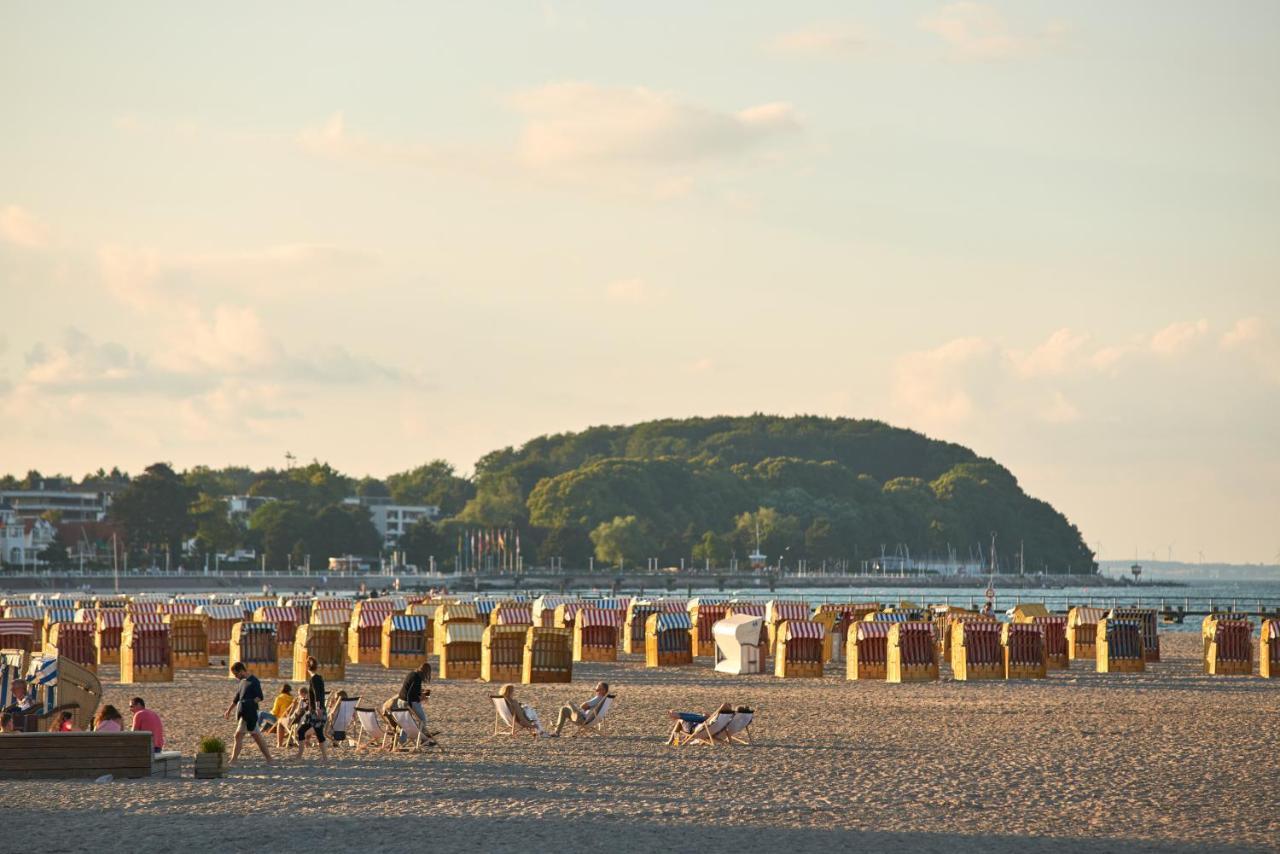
497;683;547;737
666;703;733;746
259;683;293;747
550;682;610;737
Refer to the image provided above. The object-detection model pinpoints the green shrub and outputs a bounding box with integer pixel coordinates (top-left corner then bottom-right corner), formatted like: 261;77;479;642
197;736;226;754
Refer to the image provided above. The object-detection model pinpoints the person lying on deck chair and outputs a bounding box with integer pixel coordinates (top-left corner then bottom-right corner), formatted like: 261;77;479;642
550;682;609;737
665;703;733;745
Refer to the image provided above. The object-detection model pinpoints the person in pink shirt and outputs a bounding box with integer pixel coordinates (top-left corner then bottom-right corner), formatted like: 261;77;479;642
128;696;164;752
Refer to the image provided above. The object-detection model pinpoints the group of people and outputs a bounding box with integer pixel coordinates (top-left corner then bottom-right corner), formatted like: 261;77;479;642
495;681;611;738
0;676;167;754
223;658;438;763
224;655;332;765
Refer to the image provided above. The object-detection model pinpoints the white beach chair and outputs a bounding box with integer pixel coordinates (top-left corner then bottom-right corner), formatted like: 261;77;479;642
354;707;390;751
490;695;523;737
388;708;426;752
568;694;616;737
721;710;753;745
327;697;359;747
681;711;734;747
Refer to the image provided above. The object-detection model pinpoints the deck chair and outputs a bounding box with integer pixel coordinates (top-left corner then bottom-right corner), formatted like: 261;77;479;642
679;711;734;747
388;708;432;752
568;694;616;737
490;695;542;738
327;697;359;748
354;706;390;751
721;710;753;745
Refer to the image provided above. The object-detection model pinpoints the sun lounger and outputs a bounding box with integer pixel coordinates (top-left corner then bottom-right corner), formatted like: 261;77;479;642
567;694;616;737
677;711;734;747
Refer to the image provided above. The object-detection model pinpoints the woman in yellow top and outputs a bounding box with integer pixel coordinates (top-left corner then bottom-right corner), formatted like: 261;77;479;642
258;683;293;747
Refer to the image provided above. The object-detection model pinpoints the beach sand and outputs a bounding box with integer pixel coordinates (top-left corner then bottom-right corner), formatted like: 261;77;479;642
2;632;1274;853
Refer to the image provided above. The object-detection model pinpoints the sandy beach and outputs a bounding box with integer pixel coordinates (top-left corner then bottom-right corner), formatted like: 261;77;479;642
2;632;1275;853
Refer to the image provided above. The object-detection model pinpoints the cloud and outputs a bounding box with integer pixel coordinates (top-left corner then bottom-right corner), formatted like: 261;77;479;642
919;2;1067;60
605;278;649;304
767;24;872;57
892;336;995;423
1220;317;1280;384
97;242;378;311
21;328;148;391
892;319;1248;431
0;205;49;248
511;83;799;168
1010;328;1091;378
1148;319;1209;356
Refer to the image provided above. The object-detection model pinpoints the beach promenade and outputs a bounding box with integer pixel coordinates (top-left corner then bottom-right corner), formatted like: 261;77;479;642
1;632;1273;852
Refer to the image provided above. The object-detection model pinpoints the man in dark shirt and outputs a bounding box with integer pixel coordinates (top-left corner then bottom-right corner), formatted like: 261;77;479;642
224;662;272;765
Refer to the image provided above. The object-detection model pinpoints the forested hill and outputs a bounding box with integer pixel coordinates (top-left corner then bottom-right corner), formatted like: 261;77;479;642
471;415;1095;575
9;415;1095;575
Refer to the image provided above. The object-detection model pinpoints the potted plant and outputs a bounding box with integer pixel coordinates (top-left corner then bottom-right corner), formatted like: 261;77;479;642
193;736;226;779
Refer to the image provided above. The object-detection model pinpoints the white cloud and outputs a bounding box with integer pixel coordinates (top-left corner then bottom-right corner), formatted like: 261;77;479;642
1148;319;1209;356
1220;317;1265;350
512;82;799;168
0;205;50;249
892;336;995;424
605;278;649;304
767;24;872;58
1040;390;1081;424
920;3;1067;60
97;241;378;312
1219;316;1280;384
1010;328;1091;378
22;328;147;390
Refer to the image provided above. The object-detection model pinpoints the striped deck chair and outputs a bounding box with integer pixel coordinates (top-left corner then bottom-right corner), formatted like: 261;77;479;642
677;710;734;747
568;694;617;737
354;707;391;751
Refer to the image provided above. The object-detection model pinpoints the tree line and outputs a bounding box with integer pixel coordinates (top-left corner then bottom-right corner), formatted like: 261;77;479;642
7;415;1096;574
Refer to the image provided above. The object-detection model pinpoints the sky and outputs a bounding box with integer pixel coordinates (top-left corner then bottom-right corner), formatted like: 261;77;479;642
1;1;1277;563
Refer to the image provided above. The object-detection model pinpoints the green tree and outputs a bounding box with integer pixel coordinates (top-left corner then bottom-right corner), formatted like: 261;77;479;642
535;526;593;568
386;460;475;515
249;501;310;571
589;515;658;569
399;518;449;569
189;495;240;560
355;476;390;498
455;475;527;526
39;525;73;568
691;530;729;565
307;504;382;569
108;462;196;562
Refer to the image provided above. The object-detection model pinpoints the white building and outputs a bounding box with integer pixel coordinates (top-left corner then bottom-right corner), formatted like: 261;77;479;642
0;488;111;523
226;495;275;519
0;502;58;567
342;496;441;548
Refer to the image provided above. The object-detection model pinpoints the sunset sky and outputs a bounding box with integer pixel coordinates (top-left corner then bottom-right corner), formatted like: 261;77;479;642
2;2;1277;563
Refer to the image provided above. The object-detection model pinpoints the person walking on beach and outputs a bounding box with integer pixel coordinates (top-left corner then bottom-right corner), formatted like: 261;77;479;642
550;682;609;737
224;662;273;765
294;656;329;762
